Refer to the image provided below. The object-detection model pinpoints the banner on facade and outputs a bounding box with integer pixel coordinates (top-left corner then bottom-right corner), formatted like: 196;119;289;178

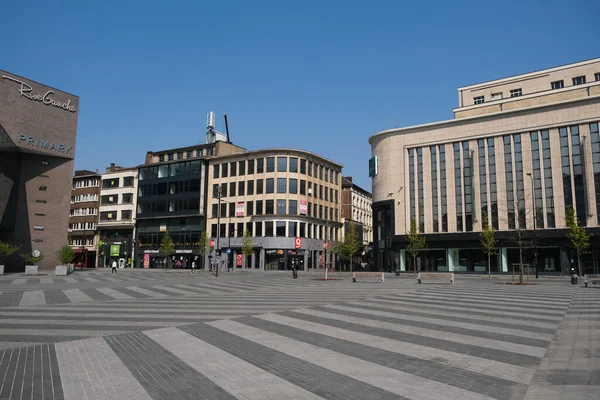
236;253;243;267
299;200;307;215
143;253;150;269
109;244;120;256
236;202;245;217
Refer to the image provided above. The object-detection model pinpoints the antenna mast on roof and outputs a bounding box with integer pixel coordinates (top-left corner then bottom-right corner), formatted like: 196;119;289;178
224;114;231;144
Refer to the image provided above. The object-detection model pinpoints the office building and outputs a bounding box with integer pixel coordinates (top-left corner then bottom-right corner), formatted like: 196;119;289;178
0;70;79;272
69;170;100;268
97;164;138;268
341;176;373;267
369;57;600;274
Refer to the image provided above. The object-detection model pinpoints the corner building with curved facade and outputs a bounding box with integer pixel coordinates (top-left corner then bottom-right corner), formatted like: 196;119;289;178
369;57;600;275
207;149;343;271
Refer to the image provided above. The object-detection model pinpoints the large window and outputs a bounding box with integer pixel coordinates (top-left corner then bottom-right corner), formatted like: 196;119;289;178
559;126;586;225
504;136;515;229
431;146;438;232
591;123;600;224
514;135;525;229
409;149;415;224
478;139;487;228
276;221;286;237
417;148;424;232
257;158;264;173
257;179;264;194
463;142;473;232
289;200;297;215
487;138;499;229
266;200;274;214
238;161;245;175
440;145;447;232
454;143;463;231
248;159;255;174
277;157;287;172
300;159;306;174
530;132;544;228
289;178;298;194
276;199;286;214
541;130;555;228
266;157;275;172
213;164;220;179
238;181;245;196
256;200;263;215
230;162;237;177
300;180;306;195
221;163;228;178
277;178;287;193
290;157;298;173
247;180;254;195
266;178;275;193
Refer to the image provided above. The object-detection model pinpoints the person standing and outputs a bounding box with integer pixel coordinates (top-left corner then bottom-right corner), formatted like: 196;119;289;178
191;260;197;274
111;259;118;274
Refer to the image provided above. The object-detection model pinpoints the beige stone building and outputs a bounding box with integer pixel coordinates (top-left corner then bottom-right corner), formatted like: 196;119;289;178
207;149;343;271
369;57;600;275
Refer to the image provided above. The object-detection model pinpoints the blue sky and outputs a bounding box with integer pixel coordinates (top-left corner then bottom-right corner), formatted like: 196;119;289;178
2;0;599;190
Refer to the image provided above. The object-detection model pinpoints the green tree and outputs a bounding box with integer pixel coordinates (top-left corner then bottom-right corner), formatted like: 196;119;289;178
21;251;44;266
339;223;361;273
566;206;591;277
406;218;426;274
159;233;175;269
57;244;74;265
197;231;209;269
480;213;498;278
0;240;21;264
241;230;254;268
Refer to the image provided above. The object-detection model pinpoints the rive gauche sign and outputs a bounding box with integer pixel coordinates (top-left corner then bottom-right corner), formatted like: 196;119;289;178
2;75;77;113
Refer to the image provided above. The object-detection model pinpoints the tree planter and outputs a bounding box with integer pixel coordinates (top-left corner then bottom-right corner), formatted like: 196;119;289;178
55;265;73;276
0;265;4;275
25;265;38;275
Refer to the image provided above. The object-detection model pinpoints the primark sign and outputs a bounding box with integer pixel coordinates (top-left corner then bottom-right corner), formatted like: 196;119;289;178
18;134;72;154
2;75;77;113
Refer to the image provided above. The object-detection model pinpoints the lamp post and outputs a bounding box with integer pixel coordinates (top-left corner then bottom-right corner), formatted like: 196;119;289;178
526;172;538;279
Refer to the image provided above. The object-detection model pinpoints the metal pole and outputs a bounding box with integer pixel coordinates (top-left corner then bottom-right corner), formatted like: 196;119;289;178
216;184;221;277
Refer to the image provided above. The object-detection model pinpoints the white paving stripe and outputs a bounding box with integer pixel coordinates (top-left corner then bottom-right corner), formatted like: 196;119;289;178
347;300;560;330
0;328;128;337
145;327;324;400
11;279;27;285
292;308;547;358
125;286;168;297
148;285;198;296
255;313;536;384
62;277;78;284
390;293;568;311
55;336;152;400
0;311;244;320
96;287;134;300
18;290;46;306
323;304;555;340
209;319;496;400
370;298;565;321
62;289;94;303
83;277;100;283
40;278;54;284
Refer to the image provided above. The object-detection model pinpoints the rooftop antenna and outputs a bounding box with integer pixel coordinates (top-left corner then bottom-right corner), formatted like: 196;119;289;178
224;114;231;144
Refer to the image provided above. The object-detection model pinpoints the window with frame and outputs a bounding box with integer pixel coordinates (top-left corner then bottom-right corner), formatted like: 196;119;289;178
300;180;306;195
289;157;298;173
122;193;133;204
186;150;193;158
551;80;564;90
176;152;183;160
289;178;298;194
276;221;286;237
572;75;586;86
248;159;255;174
230;162;237;176
510;88;522;97
266;178;274;193
196;148;203;157
256;179;263;194
256;200;263;215
491;92;502;100
595;72;600;81
229;182;236;197
257;158;264;173
276;199;286;214
277;178;286;193
121;210;132;220
300;159;306;174
159;155;164;162
221;163;228;177
319;165;323;179
266;200;274;214
247;201;254;216
289;200;297;215
247;180;254;195
266;157;275;172
168;153;174;161
308;161;313;176
473;96;484;105
238;181;245;196
213;164;220;179
277;157;287;172
238;161;245;175
212;204;218;218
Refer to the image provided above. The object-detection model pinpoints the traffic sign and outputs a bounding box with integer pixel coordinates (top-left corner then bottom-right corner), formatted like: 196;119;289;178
209;239;214;247
226;248;231;255
294;237;302;249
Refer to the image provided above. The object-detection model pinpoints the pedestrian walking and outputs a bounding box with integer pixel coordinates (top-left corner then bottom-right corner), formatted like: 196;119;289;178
191;261;197;274
111;259;118;274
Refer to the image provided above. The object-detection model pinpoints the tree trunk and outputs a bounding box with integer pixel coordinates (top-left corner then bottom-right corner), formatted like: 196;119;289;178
488;253;491;278
519;237;524;284
413;254;417;275
578;249;583;277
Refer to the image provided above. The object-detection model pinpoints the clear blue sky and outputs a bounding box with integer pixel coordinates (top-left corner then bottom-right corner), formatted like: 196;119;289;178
2;0;599;190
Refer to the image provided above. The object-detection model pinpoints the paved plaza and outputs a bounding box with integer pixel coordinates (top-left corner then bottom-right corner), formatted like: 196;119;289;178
0;269;598;400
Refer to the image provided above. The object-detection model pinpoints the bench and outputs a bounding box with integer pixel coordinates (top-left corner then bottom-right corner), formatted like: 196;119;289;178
584;274;600;287
417;272;454;284
352;271;384;283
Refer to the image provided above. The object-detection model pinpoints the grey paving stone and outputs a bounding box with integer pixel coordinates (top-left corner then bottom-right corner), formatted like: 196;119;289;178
237;315;529;399
0;291;23;307
110;286;152;298
44;290;71;305
79;288;114;301
180;322;403;400
280;310;542;367
104;331;237;400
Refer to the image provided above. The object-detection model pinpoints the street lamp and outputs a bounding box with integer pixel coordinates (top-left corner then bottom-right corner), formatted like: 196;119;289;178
215;184;222;277
526;172;538;279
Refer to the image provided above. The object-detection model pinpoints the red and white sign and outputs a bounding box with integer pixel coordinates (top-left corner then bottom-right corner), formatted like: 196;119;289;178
294;237;302;249
319;254;324;266
236;254;243;267
299;200;307;215
324;241;330;250
235;202;245;217
209;239;214;247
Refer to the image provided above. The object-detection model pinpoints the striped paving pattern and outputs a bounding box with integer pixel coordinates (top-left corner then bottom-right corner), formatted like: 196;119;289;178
0;275;596;399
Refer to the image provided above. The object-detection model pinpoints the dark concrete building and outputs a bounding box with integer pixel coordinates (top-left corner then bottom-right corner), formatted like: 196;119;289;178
0;70;79;272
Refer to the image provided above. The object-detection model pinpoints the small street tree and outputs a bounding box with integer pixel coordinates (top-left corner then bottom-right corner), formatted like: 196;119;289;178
338;223;361;273
406;218;426;274
480;213;498;278
197;231;209;269
0;240;21;265
565;206;591;277
159;233;175;269
242;230;254;268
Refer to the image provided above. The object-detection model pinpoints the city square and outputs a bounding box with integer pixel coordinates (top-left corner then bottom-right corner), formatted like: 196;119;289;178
0;269;598;400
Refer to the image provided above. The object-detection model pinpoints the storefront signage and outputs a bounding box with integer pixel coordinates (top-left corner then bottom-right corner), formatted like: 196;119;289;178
294;237;302;249
144;249;159;254
18;134;73;155
176;249;193;254
2;75;77;112
235;202;245;217
33;225;45;231
299;200;307;215
109;244;120;256
368;156;378;177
